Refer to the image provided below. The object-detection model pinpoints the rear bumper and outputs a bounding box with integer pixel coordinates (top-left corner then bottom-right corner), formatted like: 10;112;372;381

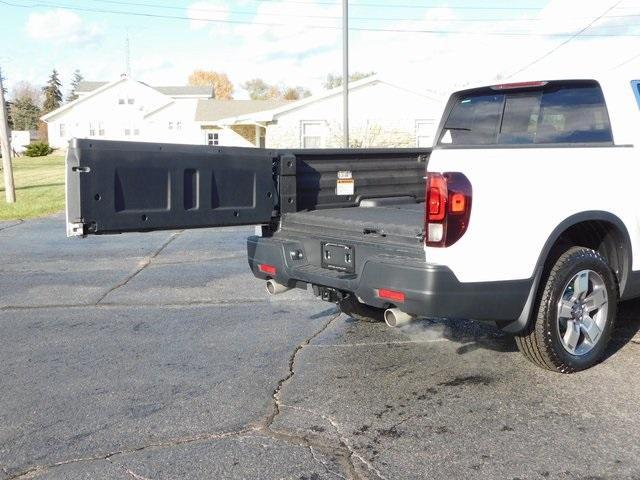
247;235;534;326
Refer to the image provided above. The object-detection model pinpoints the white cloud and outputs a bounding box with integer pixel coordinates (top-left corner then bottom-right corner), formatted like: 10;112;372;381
187;1;230;31
26;9;103;45
24;0;639;102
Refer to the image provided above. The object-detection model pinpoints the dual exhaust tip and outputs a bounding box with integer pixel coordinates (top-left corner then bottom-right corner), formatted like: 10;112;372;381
266;280;415;328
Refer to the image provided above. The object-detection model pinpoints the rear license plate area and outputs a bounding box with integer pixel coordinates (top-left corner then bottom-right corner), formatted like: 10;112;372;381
321;242;355;273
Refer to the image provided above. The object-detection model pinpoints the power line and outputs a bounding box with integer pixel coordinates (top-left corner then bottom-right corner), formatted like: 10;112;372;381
89;0;542;22
4;0;640;37
613;51;640;69
507;0;625;78
84;0;640;23
230;0;545;10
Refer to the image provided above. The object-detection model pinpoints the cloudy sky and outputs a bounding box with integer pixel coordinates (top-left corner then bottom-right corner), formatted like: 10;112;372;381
2;0;640;99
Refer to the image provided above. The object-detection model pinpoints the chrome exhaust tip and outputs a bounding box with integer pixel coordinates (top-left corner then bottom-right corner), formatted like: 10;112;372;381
384;308;416;328
266;279;291;295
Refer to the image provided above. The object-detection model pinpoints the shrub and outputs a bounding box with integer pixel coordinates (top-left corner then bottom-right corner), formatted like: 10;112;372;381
24;141;54;157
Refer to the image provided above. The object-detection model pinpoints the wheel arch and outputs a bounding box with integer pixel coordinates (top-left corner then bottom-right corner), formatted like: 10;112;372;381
502;211;632;334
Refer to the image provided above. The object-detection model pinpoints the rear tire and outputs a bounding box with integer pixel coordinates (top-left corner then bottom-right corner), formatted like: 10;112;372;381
515;247;617;373
338;296;385;323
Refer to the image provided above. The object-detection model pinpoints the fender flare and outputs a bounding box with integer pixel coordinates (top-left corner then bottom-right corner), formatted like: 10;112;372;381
502;210;632;334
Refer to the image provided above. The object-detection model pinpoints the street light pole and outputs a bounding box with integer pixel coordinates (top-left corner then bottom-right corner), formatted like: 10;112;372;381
0;69;16;203
342;0;349;148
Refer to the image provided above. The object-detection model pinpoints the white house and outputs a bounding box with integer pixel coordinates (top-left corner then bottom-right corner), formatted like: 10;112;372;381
209;77;444;149
195;99;290;148
42;75;443;150
41;76;213;148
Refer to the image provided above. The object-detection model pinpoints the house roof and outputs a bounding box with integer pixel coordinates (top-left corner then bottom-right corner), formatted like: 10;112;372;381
76;81;108;93
264;76;442;120
153;85;213;96
76;81;212;97
42;77;214;122
212;76;443;126
42;77;128;121
195;99;290;123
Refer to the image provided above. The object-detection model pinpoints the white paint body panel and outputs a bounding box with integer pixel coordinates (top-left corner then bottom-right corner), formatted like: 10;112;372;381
423;76;640;284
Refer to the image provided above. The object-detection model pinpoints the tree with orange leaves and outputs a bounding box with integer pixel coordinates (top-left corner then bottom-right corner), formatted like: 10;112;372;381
188;70;234;100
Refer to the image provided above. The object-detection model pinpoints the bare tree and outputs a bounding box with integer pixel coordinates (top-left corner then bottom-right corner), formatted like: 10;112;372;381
322;71;376;90
243;78;311;100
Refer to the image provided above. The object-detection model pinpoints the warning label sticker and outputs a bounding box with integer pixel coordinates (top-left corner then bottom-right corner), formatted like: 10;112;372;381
336;178;355;196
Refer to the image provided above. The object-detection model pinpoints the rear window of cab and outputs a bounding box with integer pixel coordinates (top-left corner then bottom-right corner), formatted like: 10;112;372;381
438;80;613;147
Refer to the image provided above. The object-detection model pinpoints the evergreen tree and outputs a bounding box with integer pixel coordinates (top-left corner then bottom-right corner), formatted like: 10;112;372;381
11;97;40;130
42;69;63;113
67;69;83;102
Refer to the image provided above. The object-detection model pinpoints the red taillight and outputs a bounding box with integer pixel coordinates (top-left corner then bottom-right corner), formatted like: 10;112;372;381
427;174;447;222
258;264;277;276
378;289;405;303
425;172;472;248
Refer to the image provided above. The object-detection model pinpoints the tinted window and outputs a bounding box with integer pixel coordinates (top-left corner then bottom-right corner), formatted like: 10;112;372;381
536;84;612;143
439;81;612;146
440;93;503;145
498;93;541;145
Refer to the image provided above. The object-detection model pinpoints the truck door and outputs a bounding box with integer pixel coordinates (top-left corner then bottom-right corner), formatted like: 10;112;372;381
66;139;278;236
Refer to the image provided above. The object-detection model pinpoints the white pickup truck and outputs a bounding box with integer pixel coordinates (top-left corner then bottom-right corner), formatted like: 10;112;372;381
66;76;640;373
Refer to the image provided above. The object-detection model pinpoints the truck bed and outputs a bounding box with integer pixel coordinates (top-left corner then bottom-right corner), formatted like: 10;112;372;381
279;202;425;248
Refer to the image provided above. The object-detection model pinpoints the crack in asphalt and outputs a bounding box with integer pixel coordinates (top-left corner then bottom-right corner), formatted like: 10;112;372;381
0;219;24;233
94;231;183;305
4;309;362;480
279;404;389;480
5;428;253;480
152;254;247;266
256;310;390;480
309;445;349;480
264;311;342;429
122;467;154;480
311;339;448;348
0;298;322;311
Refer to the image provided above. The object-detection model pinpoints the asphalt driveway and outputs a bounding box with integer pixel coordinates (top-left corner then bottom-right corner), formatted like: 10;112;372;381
1;214;640;479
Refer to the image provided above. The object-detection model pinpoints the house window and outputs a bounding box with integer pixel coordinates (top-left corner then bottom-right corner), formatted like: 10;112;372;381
176;121;182;131
127;98;135;105
118;98;125;105
59;123;66;137
133;128;140;136
98;122;105;136
124;128;131;136
89;122;95;136
207;132;219;146
301;121;324;148
168;122;174;130
415;120;434;148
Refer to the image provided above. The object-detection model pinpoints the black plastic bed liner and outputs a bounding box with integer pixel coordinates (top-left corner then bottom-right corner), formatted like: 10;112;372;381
279;203;425;246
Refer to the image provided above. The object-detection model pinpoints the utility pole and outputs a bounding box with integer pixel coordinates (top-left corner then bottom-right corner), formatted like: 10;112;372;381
0;69;16;203
125;30;132;77
342;0;349;148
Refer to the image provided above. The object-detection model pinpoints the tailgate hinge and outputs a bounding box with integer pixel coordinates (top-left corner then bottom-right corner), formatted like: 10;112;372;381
277;153;297;214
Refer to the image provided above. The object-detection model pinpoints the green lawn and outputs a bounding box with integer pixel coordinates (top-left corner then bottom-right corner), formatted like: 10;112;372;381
0;153;65;220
